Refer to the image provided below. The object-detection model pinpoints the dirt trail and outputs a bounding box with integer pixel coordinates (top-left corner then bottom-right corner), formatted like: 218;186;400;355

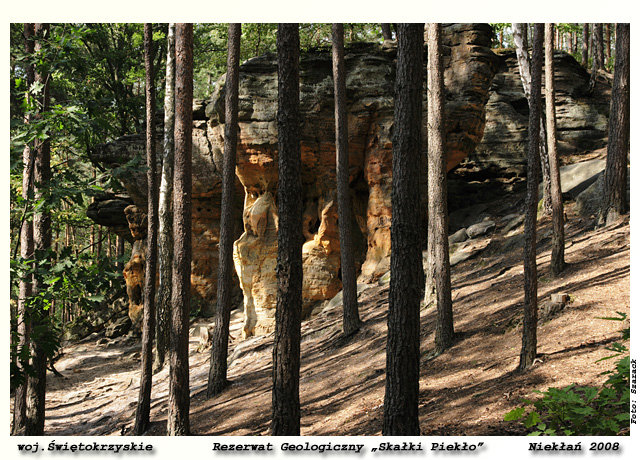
35;203;629;436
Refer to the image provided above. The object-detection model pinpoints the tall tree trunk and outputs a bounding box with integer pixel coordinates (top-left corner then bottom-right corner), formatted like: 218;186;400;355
116;235;125;272
134;23;158;435
519;24;543;372
582;23;590;67
25;22;51;436
208;23;241;397
167;22;193;436
426;23;454;354
513;23;552;215
96;226;102;258
545;24;565;276
155;22;176;372
271;23;303;436
599;24;630;226
568;30;574;54
13;22;36;436
381;23;393;40
594;23;604;70
605;24;611;65
331;23;361;337
383;23;424;436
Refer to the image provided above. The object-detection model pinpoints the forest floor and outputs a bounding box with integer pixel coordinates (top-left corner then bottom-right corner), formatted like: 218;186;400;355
33;187;630;436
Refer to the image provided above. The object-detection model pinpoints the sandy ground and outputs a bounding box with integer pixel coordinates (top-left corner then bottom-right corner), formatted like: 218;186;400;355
21;199;630;436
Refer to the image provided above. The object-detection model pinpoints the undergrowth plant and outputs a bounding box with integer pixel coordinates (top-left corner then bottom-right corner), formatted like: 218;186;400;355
504;312;630;435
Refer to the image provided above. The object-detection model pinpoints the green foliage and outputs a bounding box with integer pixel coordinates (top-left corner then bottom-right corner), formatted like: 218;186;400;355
504;314;630;435
490;23;511;48
193;23;384;98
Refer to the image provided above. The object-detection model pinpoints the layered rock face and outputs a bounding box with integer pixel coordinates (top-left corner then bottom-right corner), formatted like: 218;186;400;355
90;24;498;333
205;23;498;334
90;112;245;324
447;49;611;211
470;49;610;175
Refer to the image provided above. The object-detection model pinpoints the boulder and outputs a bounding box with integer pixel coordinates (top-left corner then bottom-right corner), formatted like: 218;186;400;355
466;220;496;239
105;316;132;339
448;228;469;244
575;166;630;218
504;214;525;233
449;237;491;266
554;158;605;199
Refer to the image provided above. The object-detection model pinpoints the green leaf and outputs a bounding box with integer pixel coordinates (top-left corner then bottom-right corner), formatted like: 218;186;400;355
504;407;526;421
524;411;541;428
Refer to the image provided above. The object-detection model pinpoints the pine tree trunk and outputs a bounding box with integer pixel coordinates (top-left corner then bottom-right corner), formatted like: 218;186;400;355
545;24;565;276
605;24;611;65
271;23;303;436
134;23;158;435
331;23;361;337
426;23;454;354
519;24;543;372
155;22;176;373
167;22;193;436
13;22;35;436
25;22;51;436
600;23;629;226
582;23;590;67
116;235;125;272
513;23;552;215
96;226;102;258
381;23;393;40
594;23;604;70
383;23;424;436
208;23;241;397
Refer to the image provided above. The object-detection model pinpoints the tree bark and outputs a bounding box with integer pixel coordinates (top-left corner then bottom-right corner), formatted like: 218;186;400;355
594;23;604;70
25;22;51;436
134;23;158;435
519;24;543;372
167;22;193;436
116;235;125;271
545;24;565;276
383;23;424;436
605;24;611;65
208;23;241;397
13;22;35;436
331;23;361;337
513;23;552;215
582;23;590;67
381;23;393;40
426;23;454;354
599;23;629;226
271;23;302;436
155;22;176;373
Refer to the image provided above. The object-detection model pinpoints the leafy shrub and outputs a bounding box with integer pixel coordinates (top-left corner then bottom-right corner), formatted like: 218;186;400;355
504;313;630;436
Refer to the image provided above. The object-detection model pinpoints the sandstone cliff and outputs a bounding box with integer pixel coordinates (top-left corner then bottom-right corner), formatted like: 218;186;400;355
89;24;499;333
447;49;611;209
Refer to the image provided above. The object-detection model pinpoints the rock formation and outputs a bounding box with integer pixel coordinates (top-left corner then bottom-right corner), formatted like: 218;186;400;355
448;49;611;210
89;24;499;334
